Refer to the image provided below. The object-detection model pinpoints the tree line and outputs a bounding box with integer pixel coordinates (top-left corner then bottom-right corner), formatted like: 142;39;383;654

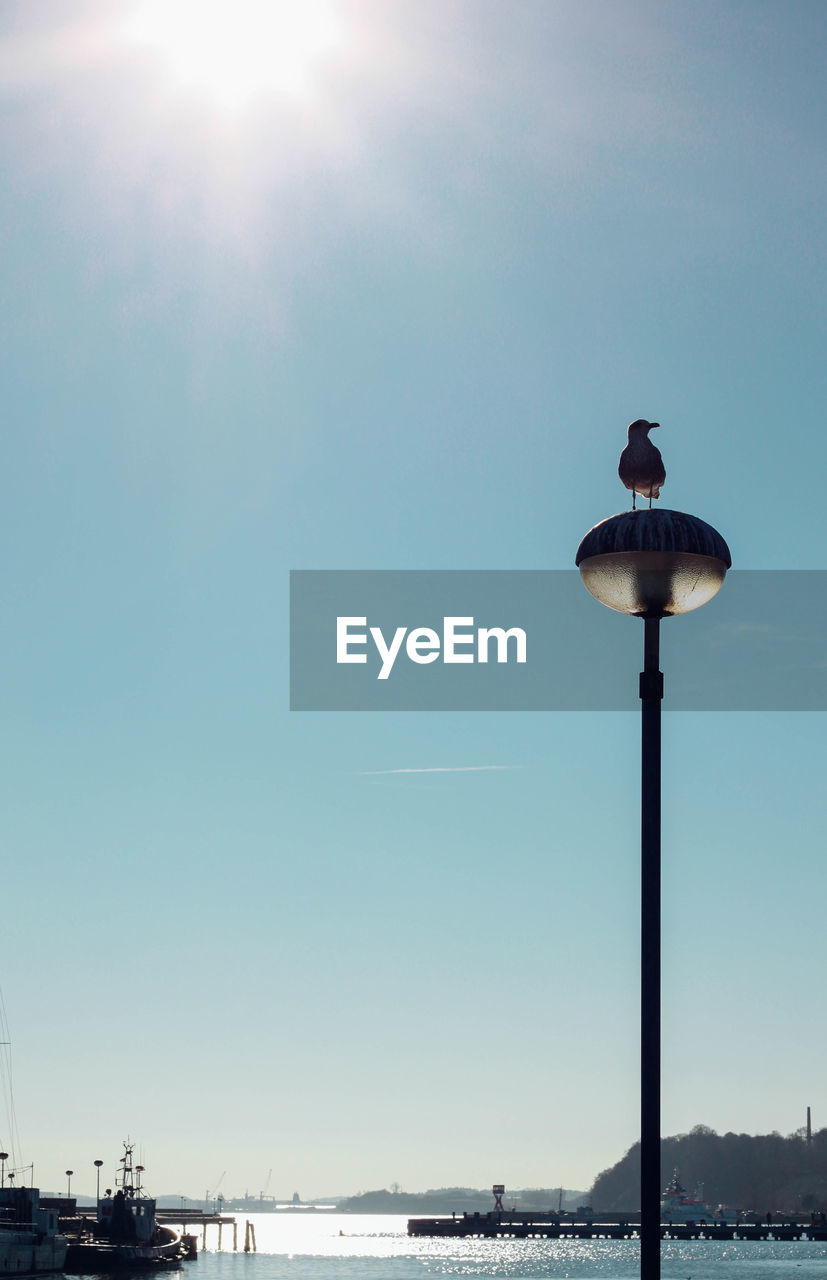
337;1186;586;1214
591;1125;827;1213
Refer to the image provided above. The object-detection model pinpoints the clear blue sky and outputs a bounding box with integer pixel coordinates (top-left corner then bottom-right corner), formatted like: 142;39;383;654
0;0;825;1200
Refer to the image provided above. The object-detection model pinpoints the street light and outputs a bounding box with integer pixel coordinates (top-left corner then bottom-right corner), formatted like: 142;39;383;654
0;1154;7;1189
94;1160;104;1206
66;1170;73;1200
576;505;730;1280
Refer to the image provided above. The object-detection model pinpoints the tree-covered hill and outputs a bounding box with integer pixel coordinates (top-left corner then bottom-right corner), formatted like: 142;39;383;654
592;1125;827;1213
338;1186;586;1214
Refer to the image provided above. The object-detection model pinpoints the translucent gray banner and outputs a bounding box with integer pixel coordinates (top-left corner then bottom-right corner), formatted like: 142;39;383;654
289;571;826;711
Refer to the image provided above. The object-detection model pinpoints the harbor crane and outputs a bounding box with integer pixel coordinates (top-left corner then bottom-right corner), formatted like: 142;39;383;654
206;1171;226;1209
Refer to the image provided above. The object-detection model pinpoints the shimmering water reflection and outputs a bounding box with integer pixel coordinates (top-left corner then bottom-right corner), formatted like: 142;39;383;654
172;1213;827;1280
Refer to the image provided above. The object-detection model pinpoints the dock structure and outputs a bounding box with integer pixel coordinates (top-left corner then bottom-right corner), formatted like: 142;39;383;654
407;1212;827;1242
156;1209;239;1251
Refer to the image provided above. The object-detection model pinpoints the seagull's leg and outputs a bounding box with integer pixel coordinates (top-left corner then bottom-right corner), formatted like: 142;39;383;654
648;484;653;509
632;490;636;510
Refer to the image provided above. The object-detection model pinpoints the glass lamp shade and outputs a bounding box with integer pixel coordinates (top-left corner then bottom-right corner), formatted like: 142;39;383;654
575;510;731;617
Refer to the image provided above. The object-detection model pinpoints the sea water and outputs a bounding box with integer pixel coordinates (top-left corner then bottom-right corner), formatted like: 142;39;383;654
140;1212;827;1280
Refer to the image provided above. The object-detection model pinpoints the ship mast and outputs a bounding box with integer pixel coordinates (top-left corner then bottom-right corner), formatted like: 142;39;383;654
116;1140;137;1198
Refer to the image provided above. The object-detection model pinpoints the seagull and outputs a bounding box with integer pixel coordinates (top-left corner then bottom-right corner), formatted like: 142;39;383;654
618;419;665;509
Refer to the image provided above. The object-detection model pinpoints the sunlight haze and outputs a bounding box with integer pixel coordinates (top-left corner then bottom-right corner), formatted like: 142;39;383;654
121;0;345;107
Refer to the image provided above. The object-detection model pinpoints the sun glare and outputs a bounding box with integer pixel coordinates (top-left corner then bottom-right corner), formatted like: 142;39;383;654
123;0;343;108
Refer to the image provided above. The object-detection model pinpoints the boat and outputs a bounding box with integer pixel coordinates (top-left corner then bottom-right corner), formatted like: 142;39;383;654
661;1169;733;1225
0;994;67;1273
0;1183;68;1274
64;1141;189;1271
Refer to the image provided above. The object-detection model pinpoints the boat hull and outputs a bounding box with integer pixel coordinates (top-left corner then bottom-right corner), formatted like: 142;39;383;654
64;1238;183;1272
0;1236;68;1275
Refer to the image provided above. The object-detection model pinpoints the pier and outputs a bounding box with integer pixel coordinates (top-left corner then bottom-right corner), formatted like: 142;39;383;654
155;1210;254;1251
407;1212;827;1242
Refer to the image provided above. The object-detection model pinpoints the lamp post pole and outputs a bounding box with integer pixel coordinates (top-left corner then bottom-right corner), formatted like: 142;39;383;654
577;480;731;1280
640;615;662;1279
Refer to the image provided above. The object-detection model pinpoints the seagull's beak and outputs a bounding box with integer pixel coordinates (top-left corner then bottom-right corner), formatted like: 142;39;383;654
649;422;660;429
